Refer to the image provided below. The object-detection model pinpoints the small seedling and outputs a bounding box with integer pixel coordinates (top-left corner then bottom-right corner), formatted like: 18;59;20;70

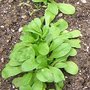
2;1;81;90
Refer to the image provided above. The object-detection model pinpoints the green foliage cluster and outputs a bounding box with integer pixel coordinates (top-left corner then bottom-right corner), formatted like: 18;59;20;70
2;0;81;90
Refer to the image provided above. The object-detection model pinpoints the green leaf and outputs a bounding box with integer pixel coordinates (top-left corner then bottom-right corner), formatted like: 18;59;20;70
32;0;47;3
37;42;49;55
36;55;48;69
49;26;61;39
58;3;75;14
54;62;67;68
49;67;65;82
12;73;32;87
60;30;81;40
45;3;58;26
42;25;49;38
50;36;64;51
57;56;68;62
8;59;22;66
57;81;64;88
9;43;35;62
20;32;35;43
55;84;62;90
55;81;64;90
53;19;68;31
32;80;44;90
20;85;32;90
45;33;53;44
68;48;77;56
66;39;81;48
23;18;42;36
33;44;39;56
69;30;81;38
51;43;71;58
64;61;79;75
45;10;54;26
21;58;38;71
52;56;67;66
36;68;53;82
8;43;30;66
2;65;22;79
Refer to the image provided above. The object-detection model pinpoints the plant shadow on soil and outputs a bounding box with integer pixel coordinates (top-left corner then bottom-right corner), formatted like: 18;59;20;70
0;0;90;90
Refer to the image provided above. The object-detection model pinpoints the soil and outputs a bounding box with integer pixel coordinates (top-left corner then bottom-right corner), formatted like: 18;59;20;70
0;0;90;90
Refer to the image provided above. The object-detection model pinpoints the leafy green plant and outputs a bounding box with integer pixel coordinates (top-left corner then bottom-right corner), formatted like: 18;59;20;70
33;0;75;26
2;18;81;90
2;1;81;90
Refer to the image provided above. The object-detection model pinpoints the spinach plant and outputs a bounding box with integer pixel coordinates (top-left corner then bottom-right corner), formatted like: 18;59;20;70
32;0;75;26
2;1;81;90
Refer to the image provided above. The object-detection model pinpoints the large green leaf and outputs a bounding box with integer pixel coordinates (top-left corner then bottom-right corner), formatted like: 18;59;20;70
51;43;71;58
8;59;22;66
20;32;35;43
66;39;81;48
12;73;32;87
60;30;81;40
37;42;49;55
58;3;75;14
9;43;35;62
36;68;53;82
64;61;79;75
45;3;58;26
49;26;61;39
21;58;38;71
69;30;81;38
23;18;42;36
49;67;65;82
2;65;22;79
53;19;68;31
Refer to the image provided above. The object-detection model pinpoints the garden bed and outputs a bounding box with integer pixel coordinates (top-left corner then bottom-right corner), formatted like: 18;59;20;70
0;0;90;90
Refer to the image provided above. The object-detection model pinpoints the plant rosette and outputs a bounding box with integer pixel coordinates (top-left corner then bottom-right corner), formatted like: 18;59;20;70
2;1;81;90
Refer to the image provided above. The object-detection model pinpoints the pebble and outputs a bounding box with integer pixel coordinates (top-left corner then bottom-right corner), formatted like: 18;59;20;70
83;86;88;89
77;2;80;4
6;40;10;43
12;85;15;88
86;46;89;52
0;25;4;28
21;15;27;19
65;76;68;79
18;27;23;32
81;0;87;3
1;58;4;63
11;29;15;32
58;13;63;17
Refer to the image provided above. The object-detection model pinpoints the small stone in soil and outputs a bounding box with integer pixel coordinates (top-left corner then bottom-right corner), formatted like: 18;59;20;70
1;58;4;63
18;27;23;32
81;0;87;3
77;2;80;4
0;25;4;28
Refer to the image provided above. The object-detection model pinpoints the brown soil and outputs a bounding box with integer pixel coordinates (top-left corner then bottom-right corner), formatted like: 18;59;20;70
0;0;90;90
